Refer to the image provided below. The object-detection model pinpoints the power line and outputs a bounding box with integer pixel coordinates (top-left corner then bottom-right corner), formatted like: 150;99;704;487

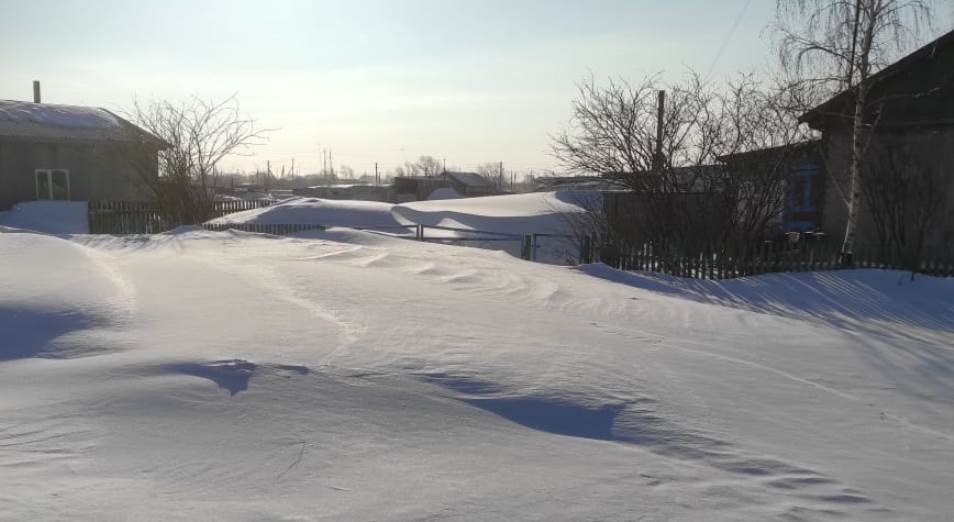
706;0;754;80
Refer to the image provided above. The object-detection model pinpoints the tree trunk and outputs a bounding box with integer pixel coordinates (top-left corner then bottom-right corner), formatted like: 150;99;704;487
840;81;867;265
841;8;874;266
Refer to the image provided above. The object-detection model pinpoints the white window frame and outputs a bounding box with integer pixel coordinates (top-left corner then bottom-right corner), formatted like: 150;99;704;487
35;169;71;201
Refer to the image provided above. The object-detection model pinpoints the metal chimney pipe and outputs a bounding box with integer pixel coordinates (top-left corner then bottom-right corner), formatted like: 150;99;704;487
33;81;41;103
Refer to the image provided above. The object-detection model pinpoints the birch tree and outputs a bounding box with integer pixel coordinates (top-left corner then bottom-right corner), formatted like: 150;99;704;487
774;0;933;262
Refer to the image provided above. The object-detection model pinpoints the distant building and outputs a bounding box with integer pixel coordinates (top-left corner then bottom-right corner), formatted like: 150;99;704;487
392;176;448;202
392;171;499;202
292;184;392;202
444;171;497;197
0;92;166;210
533;175;627;192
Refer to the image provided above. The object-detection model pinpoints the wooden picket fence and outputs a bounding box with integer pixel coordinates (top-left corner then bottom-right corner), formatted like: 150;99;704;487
581;237;954;279
202;223;325;235
88;200;274;234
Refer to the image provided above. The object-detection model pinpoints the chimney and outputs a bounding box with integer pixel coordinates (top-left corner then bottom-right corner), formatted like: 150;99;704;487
33;81;41;103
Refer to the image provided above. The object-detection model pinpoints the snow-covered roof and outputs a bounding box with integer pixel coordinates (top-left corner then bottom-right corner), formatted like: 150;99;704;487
447;171;494;188
0;100;156;143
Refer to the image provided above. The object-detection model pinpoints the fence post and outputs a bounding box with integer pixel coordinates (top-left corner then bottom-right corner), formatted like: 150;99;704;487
531;233;539;262
522;235;532;261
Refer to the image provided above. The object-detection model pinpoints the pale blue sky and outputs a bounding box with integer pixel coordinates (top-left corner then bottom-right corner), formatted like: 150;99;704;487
2;0;950;175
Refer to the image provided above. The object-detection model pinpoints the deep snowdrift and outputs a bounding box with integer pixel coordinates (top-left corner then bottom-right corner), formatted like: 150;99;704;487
2;228;953;521
0;200;89;234
208;192;584;235
208;192;587;264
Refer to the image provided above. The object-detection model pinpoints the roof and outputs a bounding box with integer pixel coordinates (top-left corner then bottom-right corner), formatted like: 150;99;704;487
394;175;446;182
801;28;954;128
718;140;823;163
0;100;163;144
534;176;627;192
446;171;494;188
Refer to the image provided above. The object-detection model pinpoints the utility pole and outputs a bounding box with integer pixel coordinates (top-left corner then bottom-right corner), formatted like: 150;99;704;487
498;161;504;191
374;162;379;185
654;90;666;171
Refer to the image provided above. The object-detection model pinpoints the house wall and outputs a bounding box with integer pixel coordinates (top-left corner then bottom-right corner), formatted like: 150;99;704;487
0;139;156;210
821;127;954;254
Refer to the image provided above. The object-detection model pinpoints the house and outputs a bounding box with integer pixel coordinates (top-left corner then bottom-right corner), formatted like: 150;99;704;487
0;88;165;210
719;140;827;234
391;171;500;202
292;184;392;202
801;28;954;252
444;171;497;197
392;175;449;202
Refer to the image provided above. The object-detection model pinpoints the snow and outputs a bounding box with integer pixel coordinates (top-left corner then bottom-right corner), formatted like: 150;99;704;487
426;187;463;200
0;100;139;142
207;193;586;263
1;227;953;520
0;100;122;129
207;197;409;230
209;192;583;234
397;192;583;234
0;200;89;234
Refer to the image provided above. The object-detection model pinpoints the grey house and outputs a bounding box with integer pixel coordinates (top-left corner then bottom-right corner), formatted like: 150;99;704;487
0;96;164;210
801;28;954;252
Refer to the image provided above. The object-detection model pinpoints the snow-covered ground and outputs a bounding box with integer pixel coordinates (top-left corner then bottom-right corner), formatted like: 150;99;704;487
2;227;953;521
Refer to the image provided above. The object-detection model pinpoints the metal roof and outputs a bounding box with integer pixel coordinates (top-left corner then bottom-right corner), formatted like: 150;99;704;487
800;28;954;128
0;100;159;143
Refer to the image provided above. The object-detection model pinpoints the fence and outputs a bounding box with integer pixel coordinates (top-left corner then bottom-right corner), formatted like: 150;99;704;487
408;225;575;262
581;237;954;279
88;200;274;234
198;221;575;263
202;223;326;235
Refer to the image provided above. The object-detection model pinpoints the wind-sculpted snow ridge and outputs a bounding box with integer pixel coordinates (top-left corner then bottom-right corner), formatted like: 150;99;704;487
0;233;134;361
421;371;885;514
2;229;953;521
204;192;587;264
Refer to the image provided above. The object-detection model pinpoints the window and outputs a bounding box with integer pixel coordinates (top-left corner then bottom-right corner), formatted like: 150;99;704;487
35;169;70;201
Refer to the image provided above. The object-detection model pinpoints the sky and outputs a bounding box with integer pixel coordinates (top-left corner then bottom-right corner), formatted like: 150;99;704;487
2;0;951;176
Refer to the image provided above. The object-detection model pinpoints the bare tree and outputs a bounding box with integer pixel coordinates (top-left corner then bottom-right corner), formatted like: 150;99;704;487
416;155;444;177
338;165;356;180
393;155;444;178
476;162;503;188
861;142;949;274
552;71;813;257
126;95;269;224
774;0;934;261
